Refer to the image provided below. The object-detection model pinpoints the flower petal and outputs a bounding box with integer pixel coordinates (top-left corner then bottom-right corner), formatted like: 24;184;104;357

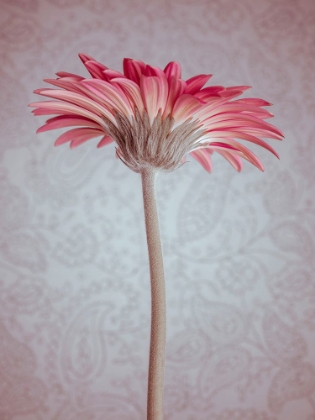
83;60;109;80
32;90;117;122
54;127;104;147
163;76;186;118
215;150;243;172
234;98;273;107
140;75;168;121
193;97;230;120
189;149;212;172
55;72;84;80
81;79;133;119
28;101;108;126
202;110;273;125
47;79;125;112
185;74;212;94
123;58;146;85
37;115;100;133
195;86;225;101
78;53;108;79
218;86;251;99
111;77;145;113
164;61;182;80
43;78;83;94
97;135;114;148
172;94;203;125
78;52;96;63
199;106;284;138
204;129;280;158
210;138;264;170
206;102;272;116
103;69;125;80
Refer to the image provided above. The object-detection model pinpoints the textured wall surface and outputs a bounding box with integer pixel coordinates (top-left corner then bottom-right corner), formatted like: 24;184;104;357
1;0;315;419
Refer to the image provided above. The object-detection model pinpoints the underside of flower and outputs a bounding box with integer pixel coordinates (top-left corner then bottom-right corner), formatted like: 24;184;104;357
29;54;284;174
106;108;204;172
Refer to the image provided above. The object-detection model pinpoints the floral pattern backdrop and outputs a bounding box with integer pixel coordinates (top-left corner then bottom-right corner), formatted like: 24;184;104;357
1;0;315;419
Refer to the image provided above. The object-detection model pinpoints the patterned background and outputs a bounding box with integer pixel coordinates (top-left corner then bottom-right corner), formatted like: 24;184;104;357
1;0;315;419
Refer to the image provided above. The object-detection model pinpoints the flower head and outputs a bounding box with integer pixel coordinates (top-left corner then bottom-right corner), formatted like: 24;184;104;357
29;54;284;173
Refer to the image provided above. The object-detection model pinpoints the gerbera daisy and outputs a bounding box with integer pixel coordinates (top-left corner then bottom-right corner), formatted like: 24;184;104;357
29;53;283;174
29;54;284;420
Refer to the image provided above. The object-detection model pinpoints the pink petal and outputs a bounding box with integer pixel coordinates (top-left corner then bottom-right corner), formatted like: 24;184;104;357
83;60;108;80
111;77;145;113
43;78;83;94
202;111;271;125
210;138;264;171
200;107;284;137
78;52;96;63
123;58;146;85
207;142;240;151
193;97;231;121
234;98;272;107
185;74;212;94
241;109;274;119
205;118;266;131
81;79;133;119
55;72;84;79
36;115;100;133
145;65;169;86
54;127;104;147
28;101;108;126
219;90;245;99
163;76;186;118
207;102;271;116
233;128;283;140
172;94;204;124
214;114;284;138
97;135;114;148
164;61;182;80
32;107;65;116
140;75;168;121
145;65;158;77
32;90;117;122
189;149;212;172
220;86;251;95
195;86;225;101
103;69;125;80
78;53;108;79
205;128;280;157
53;79;125;112
207;126;283;141
215;150;243;172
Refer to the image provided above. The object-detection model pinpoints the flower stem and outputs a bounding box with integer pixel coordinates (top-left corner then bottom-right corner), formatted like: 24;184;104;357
141;167;166;420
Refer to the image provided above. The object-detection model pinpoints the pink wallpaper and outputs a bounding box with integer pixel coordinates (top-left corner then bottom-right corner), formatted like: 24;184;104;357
1;0;315;419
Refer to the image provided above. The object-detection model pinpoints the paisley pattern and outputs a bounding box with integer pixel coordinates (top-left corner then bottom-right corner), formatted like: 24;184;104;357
268;364;315;414
0;231;47;272
52;393;142;420
181;289;249;346
1;0;315;419
177;169;232;242
167;329;211;366
262;310;307;362
0;323;47;417
197;347;251;402
270;221;314;260
53;224;99;268
60;301;111;383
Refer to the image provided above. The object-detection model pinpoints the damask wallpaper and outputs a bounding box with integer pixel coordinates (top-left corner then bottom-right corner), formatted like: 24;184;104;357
1;0;315;419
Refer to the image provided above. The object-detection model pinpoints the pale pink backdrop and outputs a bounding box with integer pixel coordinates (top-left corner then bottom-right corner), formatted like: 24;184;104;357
1;0;315;419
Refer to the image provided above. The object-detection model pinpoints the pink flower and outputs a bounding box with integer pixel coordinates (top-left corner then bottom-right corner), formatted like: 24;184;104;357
29;53;284;173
